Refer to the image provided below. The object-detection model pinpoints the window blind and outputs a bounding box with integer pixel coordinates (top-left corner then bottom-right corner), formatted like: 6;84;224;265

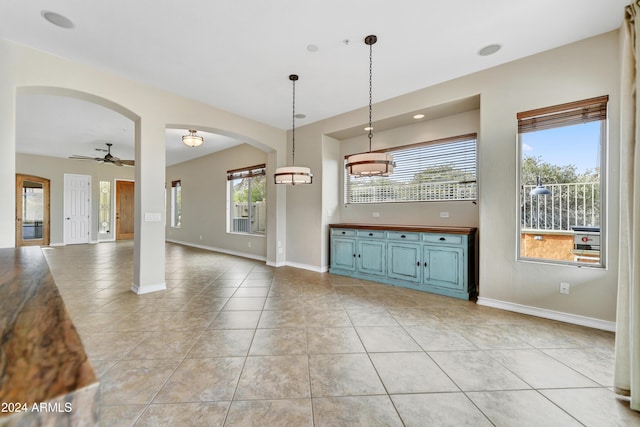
517;95;608;134
346;134;477;204
227;164;266;181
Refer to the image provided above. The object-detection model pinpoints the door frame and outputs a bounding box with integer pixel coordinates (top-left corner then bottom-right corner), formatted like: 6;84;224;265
15;174;50;247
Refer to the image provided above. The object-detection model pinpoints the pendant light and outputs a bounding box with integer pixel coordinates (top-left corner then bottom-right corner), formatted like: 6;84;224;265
274;74;313;185
182;129;204;147
529;176;551;196
346;35;395;177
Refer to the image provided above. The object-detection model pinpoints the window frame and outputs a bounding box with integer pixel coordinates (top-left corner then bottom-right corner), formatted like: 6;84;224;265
227;164;266;236
516;96;608;268
170;180;181;228
344;133;478;204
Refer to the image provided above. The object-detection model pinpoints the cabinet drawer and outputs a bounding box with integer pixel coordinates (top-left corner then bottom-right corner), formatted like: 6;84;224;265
423;233;463;245
387;231;421;241
357;230;385;239
332;228;356;237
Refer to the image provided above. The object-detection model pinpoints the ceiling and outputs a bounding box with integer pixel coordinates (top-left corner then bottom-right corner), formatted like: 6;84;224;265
1;0;629;166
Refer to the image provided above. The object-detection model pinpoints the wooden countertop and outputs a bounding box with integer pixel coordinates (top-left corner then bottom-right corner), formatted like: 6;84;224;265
329;223;477;235
0;247;98;426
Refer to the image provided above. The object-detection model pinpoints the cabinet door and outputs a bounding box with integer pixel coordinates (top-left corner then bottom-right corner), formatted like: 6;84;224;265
387;242;421;283
357;239;386;277
331;237;357;272
423;245;465;291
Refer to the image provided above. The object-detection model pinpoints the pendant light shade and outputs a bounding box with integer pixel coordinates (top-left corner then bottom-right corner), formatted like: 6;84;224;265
275;74;313;185
530;176;551;196
182;129;204;147
346;35;395;177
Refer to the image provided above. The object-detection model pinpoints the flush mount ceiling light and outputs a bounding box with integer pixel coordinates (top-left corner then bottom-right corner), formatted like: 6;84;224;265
478;43;502;57
413;114;425;119
346;35;395;177
182;129;204;147
41;11;74;29
274;74;313;185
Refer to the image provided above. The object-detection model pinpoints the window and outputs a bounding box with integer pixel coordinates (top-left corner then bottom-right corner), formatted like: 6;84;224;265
227;164;266;235
171;180;182;227
517;96;607;266
345;134;477;204
99;181;111;236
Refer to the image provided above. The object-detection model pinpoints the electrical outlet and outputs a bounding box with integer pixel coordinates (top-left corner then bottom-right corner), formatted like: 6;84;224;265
560;282;570;294
372;212;380;218
440;212;450;218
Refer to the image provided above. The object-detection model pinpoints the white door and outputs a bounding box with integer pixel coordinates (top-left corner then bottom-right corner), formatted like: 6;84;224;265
64;174;91;244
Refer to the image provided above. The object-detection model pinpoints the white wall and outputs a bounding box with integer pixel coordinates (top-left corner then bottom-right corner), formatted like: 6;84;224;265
16;153;135;244
165;144;268;259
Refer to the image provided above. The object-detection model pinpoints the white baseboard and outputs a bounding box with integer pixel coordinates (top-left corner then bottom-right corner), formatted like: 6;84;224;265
477;297;616;332
283;261;327;273
166;239;267;262
266;261;286;268
131;282;167;295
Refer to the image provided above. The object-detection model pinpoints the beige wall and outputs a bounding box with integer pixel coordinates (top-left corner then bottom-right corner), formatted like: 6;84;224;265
16;153;135;244
286;31;620;324
165;144;268;259
1;38;286;293
1;29;623;324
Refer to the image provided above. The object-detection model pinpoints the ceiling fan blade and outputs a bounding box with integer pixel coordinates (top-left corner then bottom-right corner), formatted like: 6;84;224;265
69;155;103;161
112;159;123;166
120;160;135;166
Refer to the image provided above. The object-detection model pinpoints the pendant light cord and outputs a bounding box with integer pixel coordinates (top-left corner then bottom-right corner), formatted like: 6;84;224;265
368;38;373;152
292;76;296;166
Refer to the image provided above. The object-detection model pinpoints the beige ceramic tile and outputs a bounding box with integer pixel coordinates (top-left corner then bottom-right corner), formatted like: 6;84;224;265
249;328;307;355
153;357;245;403
134;402;229;427
235;355;311;400
355;326;421;352
187;329;254;357
391;393;493;427
306;327;365;354
428;350;530;391
540;387;640;426
369;352;458;393
225;399;313;427
467;390;583;427
100;359;181;405
312;396;403;427
309;353;385;397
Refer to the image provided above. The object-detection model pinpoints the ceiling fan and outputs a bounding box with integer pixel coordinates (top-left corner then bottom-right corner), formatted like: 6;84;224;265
69;143;134;166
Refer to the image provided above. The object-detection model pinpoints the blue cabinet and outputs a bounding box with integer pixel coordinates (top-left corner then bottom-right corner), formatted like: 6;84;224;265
329;224;477;300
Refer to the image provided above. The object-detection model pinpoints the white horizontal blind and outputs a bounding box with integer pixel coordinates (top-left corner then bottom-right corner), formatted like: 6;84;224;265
346;134;477;204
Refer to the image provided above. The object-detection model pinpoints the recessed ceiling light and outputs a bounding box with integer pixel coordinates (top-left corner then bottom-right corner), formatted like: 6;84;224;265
41;10;74;29
413;114;425;119
478;43;502;57
306;44;319;53
294;113;306;119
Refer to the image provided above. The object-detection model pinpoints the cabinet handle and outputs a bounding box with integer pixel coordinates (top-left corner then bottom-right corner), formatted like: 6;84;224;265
353;254;356;257
369;233;374;236
416;261;420;266
358;254;361;258
401;234;406;238
439;237;446;241
424;262;428;267
342;231;346;234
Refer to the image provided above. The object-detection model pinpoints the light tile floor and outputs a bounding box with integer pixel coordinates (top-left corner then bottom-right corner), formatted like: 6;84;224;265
42;241;640;426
